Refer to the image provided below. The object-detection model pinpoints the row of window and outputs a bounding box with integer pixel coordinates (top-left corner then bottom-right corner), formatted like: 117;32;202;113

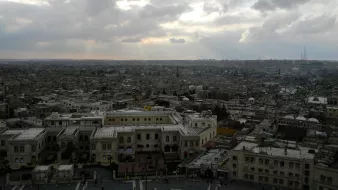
242;156;304;169
184;141;199;147
320;175;333;184
15;158;24;163
278;120;313;127
243;174;300;187
108;118;163;122
119;136;132;143
14;145;38;153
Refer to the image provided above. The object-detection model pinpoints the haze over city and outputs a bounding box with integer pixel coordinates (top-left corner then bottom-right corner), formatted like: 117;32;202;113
0;0;337;60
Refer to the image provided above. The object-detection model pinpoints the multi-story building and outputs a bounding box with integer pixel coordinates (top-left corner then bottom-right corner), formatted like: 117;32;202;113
225;141;315;190
44;112;103;128
90;109;217;165
7;128;47;169
278;115;321;130
313;164;338;190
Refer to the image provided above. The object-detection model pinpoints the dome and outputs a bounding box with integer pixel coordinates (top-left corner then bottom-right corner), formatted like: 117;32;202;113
182;97;189;101
308;118;319;123
296;116;306;121
248;97;255;101
284;115;294;119
292;67;300;72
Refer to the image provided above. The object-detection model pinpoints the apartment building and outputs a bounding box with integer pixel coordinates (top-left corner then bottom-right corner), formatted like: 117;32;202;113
7;128;47;169
44;112;103;128
226;141;315;190
278;115;321;130
313;164;338;190
89;109;217;164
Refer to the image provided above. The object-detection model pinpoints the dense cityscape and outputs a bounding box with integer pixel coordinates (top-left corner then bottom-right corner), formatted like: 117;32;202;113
0;59;337;190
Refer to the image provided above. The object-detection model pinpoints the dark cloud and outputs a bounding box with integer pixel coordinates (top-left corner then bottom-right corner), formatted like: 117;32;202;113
140;4;191;19
252;0;311;11
170;38;185;43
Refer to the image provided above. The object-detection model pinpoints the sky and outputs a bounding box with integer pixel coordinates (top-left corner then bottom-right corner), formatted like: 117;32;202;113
0;0;337;60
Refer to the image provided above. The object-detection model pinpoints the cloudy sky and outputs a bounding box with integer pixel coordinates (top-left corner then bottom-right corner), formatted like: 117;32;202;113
0;0;337;60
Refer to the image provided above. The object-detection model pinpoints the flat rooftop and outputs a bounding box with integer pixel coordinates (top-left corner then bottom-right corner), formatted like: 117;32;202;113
187;149;227;168
234;141;316;160
58;165;73;171
1;129;25;136
34;165;51;172
12;128;45;140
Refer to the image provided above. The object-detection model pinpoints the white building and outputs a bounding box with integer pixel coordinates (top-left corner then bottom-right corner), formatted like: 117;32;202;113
225;141;316;190
44;112;103;128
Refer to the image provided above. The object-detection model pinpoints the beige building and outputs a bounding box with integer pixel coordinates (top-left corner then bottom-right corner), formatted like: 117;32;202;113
225;141;316;190
89;109;217;164
7;128;47;169
313;164;338;190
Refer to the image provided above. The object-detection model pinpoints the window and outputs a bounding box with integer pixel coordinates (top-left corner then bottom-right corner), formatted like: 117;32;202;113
305;164;309;169
295;163;300;168
137;118;139;121
103;155;106;160
265;159;269;165
0;140;5;146
202;139;204;145
121;119;123;121
265;169;269;173
213;131;215;136
173;136;177;142
232;172;237;177
155;134;159;139
20;158;24;163
102;144;106;150
127;137;131;143
20;146;24;152
273;171;278;175
251;167;255;172
166;136;169;142
51;121;54;125
144;118;147;121
61;142;65;148
112;119;115;122
304;170;309;176
258;168;263;172
288;172;293;177
232;156;237;161
195;141;199;146
119;137;124;143
133;118;135;121
280;161;284;167
59;121;62;125
249;175;254;180
47;136;51;142
279;179;284;185
137;134;141;140
190;141;193;147
146;144;149;148
289;162;294;168
280;171;284;176
258;176;263;181
185;141;187;147
80;135;83;141
273;178;278;184
31;145;36;152
84;136;89;141
91;144;95;150
156;118;158;121
15;158;19;163
125;118;127;121
146;134;150;140
295;174;300;178
108;144;111;150
195;123;197;127
244;174;248;179
148;118;151;121
160;118;162;121
259;158;263;164
320;175;325;182
327;177;332;184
